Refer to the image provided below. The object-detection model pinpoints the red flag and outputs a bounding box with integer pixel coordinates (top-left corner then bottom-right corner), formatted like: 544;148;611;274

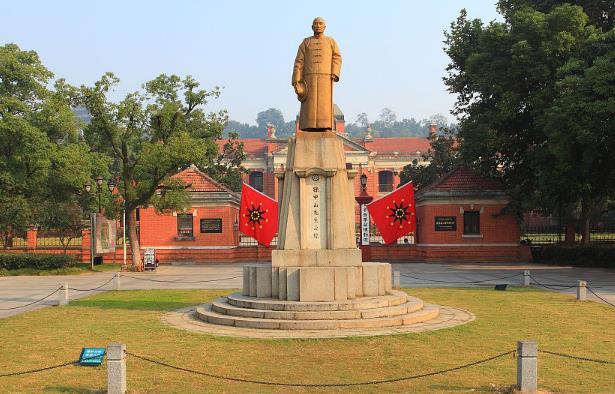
239;183;278;247
367;182;417;245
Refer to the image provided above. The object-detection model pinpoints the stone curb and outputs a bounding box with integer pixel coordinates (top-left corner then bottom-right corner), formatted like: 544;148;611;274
161;305;476;339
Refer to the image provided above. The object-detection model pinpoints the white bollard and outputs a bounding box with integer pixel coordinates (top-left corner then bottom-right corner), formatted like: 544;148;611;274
58;283;69;306
523;270;531;287
393;271;401;290
107;343;127;394
114;272;121;291
517;340;538;393
576;280;587;301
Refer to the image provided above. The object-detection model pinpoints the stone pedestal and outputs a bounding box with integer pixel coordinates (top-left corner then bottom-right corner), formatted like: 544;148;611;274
253;131;389;301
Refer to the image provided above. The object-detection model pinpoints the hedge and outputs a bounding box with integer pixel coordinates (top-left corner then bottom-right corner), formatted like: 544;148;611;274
532;245;615;268
0;253;76;270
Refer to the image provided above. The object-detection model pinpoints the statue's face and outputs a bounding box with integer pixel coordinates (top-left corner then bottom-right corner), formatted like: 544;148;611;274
312;19;326;34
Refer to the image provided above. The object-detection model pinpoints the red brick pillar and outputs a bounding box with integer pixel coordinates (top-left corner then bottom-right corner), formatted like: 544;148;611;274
82;229;92;263
26;226;37;251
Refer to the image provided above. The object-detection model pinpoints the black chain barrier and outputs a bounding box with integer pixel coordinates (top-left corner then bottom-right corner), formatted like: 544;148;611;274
69;276;116;292
0;354;104;378
400;272;522;284
0;287;61;311
528;275;579;291
539;350;615;365
120;275;242;284
127;350;514;387
586;286;615;308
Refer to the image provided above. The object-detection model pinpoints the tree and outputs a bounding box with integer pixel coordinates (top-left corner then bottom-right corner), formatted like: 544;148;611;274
444;4;611;230
540;29;615;242
497;0;614;31
0;44;104;247
206;132;246;192
378;107;397;128
399;127;459;189
256;108;285;133
80;73;230;270
355;112;369;128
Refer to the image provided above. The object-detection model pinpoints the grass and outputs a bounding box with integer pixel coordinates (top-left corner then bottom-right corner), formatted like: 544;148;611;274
0;263;121;277
0;287;614;393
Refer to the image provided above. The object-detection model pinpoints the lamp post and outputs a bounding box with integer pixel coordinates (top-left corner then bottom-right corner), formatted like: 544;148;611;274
355;174;373;261
84;177;116;269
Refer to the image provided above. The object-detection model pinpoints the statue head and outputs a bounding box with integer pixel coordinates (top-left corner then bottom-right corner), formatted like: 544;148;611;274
312;17;326;35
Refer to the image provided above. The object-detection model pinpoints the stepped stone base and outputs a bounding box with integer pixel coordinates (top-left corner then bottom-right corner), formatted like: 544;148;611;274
243;262;392;302
195;290;440;331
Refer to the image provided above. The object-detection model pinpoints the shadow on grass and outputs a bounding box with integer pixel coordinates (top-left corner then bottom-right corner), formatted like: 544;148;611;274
67;289;229;311
69;299;199;311
44;386;105;393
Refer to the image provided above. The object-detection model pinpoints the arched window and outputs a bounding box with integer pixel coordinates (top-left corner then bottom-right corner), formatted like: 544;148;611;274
249;171;264;192
378;171;394;193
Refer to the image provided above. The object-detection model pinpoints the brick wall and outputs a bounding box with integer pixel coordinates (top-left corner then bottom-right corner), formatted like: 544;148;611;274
416;203;520;245
139;205;239;248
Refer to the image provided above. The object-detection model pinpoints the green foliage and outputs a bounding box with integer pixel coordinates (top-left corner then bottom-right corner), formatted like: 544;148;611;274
399;127;459;189
79;72;233;268
497;0;614;31
204;132;246;192
0;43;105;246
0;253;75;270
444;4;614;226
533;244;615;267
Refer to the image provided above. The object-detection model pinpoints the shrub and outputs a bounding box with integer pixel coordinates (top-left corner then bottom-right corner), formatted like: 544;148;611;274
533;245;615;268
0;253;76;270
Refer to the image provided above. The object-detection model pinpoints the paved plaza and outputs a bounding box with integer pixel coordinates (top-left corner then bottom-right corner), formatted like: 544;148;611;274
1;262;613;319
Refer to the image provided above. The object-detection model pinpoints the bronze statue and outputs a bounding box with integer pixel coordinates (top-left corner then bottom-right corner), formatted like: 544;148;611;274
292;17;342;131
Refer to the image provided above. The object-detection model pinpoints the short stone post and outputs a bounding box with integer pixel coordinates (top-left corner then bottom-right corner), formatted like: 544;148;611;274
576;280;587;301
523;270;531;287
517;340;538;393
114;272;121;291
393;271;401;290
58;283;69;306
107;343;127;394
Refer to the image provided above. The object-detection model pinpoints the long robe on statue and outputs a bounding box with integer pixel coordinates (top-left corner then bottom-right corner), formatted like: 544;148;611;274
292;36;342;130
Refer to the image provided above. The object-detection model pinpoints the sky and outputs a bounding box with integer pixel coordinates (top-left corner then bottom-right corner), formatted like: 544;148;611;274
2;1;502;126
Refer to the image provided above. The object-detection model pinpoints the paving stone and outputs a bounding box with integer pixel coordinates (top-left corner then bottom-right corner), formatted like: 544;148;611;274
271;268;279;298
256;265;272;298
278;267;287;300
287;267;300;301
334;267;348;301
299;267;335;302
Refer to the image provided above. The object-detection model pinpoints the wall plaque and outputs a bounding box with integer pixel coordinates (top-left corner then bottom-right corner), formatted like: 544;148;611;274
435;216;457;231
201;218;222;233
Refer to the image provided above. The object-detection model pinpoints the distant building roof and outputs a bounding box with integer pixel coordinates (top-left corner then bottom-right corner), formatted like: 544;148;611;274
172;165;234;193
363;137;430;156
416;166;507;201
216;138;268;156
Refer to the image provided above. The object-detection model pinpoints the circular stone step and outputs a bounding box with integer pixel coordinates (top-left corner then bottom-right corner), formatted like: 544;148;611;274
195;303;440;330
211;297;424;320
226;291;408;312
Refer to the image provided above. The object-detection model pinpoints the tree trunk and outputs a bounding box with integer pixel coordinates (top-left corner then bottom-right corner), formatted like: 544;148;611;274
580;196;591;245
127;208;142;271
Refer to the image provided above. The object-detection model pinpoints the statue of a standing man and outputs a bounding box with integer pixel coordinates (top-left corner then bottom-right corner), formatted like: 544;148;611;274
292;17;342;132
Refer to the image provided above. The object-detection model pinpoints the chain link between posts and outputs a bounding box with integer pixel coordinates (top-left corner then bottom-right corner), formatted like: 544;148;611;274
126;350;514;387
0;287;61;311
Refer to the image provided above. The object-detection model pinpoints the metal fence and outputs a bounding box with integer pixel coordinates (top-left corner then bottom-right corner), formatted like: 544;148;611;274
0;237;27;248
239;235;278;247
521;219;615;245
36;231;82;247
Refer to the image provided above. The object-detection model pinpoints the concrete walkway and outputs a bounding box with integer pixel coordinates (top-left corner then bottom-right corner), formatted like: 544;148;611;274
1;262;613;319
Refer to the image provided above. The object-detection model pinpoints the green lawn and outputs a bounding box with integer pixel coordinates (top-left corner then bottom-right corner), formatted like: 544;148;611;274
0;263;121;276
0;288;613;393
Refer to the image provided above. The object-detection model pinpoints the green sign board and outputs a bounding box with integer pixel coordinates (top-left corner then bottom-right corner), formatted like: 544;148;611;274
79;347;106;366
